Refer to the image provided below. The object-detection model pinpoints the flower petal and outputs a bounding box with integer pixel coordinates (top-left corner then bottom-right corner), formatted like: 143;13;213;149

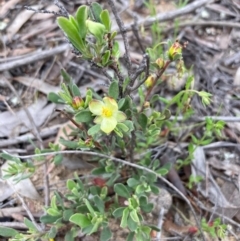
116;111;127;122
89;99;104;115
100;117;117;134
103;97;118;113
94;116;103;124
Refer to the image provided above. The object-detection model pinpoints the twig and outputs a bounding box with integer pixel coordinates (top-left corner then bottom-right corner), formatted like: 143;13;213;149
3;79;50;208
128;53;149;91
131;17;145;54
0;44;68;71
156;208;165;240
117;0;214;32
108;0;132;77
8;150;206;241
0;222;27;229
0;125;59;148
164;20;240;33
14;191;42;232
194;196;240;230
24;5;67;17
89;61;113;83
170;115;240;122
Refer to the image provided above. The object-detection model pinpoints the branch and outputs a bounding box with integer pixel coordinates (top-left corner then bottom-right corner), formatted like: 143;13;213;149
108;0;132;77
115;0;214;32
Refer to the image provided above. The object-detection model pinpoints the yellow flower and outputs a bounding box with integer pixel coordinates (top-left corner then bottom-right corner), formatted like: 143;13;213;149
89;97;126;134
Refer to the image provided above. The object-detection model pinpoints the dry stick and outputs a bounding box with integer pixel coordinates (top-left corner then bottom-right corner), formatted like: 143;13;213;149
193;196;240;230
9;150;206;241
3;80;50;208
13;190;42;232
0;44;68;71
165;20;240;32
108;0;132;77
120;0;214;32
2;83;47;231
170;116;240;122
0;125;59;148
0;222;27;229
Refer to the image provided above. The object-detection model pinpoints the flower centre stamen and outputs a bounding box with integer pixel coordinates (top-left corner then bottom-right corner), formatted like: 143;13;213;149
102;107;113;117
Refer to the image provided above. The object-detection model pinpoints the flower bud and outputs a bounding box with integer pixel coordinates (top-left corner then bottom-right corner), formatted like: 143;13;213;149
145;74;156;88
155;58;165;69
143;101;150;108
168;40;182;61
72;96;84;110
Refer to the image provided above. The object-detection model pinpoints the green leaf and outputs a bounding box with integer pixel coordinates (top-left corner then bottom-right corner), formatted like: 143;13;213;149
110;31;117;40
91;2;103;22
127;214;138;231
117;123;129;133
53;154;63;165
140;203;154;213
114;183;131;198
93;195;105;213
138;113;148;131
67;179;76;191
75;5;88;38
139;196;148;206
40;214;61;224
57;17;85;52
61;69;72;83
112;207;125;218
91;167;106;175
88;124;101;136
126;232;135;241
108;81;119;99
48;92;64;104
69;213;91;228
75;110;93;122
120;208;129;228
0;226;18;237
48;226;58;238
127;178;139;188
150;184;159;194
70;84;81;97
118;98;125;109
112;41;120;60
100;227;112;241
47;208;61;216
86;20;106;43
63;209;74;221
100;10;111;32
59;139;79;149
113;127;123;138
123;120;134;132
102;50;111;66
129;209;139;223
64;229;75;241
0;153;20;162
50;195;58;210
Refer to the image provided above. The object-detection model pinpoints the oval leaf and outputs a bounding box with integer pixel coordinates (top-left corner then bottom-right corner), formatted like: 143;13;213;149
114;183;130;198
75;110;93;123
69;213;91;228
75;5;88;38
108;81;119;99
0;226;18;237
